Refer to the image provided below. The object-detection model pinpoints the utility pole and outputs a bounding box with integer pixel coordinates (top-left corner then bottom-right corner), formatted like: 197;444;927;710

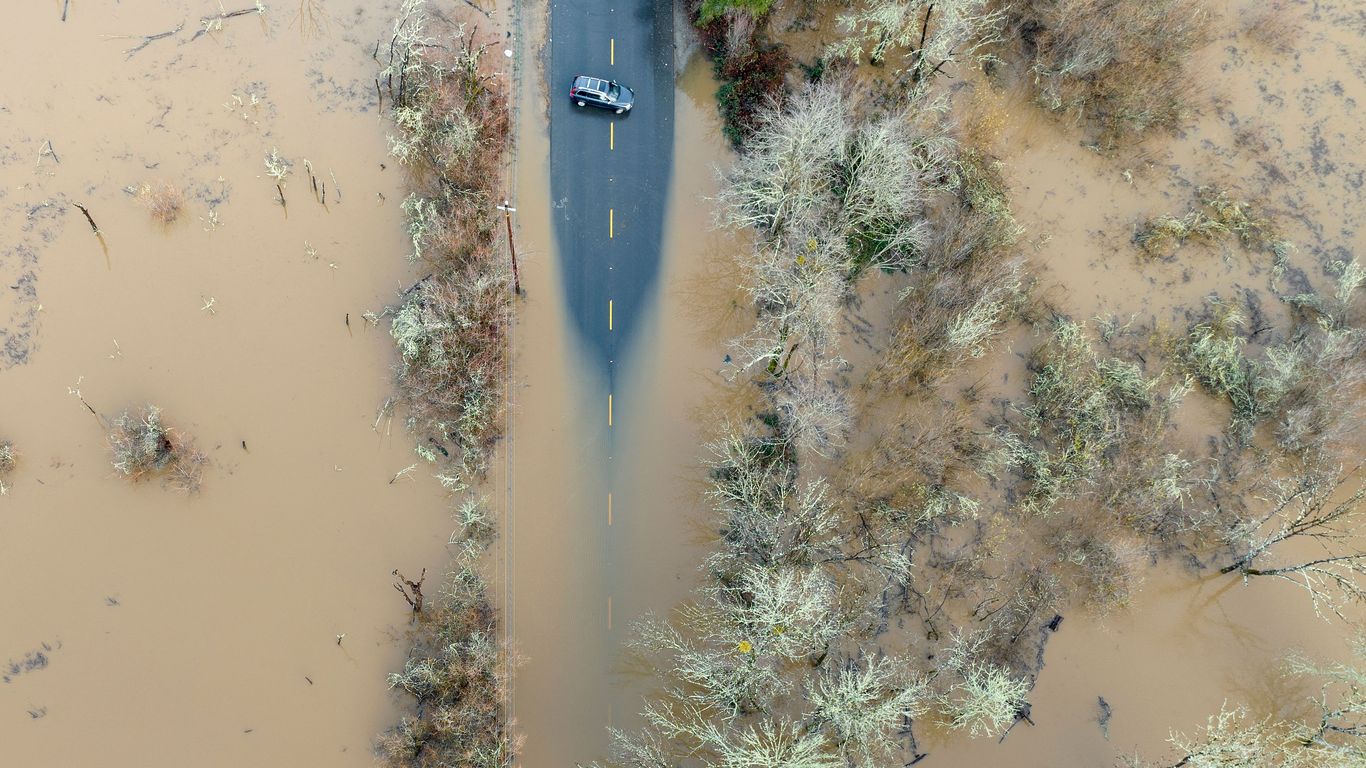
496;200;521;296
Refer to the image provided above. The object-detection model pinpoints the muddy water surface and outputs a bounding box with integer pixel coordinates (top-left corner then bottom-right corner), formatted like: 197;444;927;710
0;2;461;765
902;1;1366;765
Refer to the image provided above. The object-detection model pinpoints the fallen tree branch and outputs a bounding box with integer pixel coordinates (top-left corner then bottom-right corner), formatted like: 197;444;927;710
72;203;101;235
110;21;186;59
459;0;493;19
190;5;266;41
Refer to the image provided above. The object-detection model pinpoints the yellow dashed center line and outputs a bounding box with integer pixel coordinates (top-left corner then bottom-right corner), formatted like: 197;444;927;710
609;208;614;238
607;596;613;630
608;393;613;426
610;38;615;66
609;299;614;330
608;492;613;526
610;121;614;150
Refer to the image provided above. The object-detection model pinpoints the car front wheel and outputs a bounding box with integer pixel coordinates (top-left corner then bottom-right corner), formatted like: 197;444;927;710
615;107;624;114
576;100;586;107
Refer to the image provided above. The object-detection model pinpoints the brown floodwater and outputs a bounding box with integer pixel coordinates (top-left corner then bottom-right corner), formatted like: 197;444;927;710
0;1;466;765
4;0;1362;766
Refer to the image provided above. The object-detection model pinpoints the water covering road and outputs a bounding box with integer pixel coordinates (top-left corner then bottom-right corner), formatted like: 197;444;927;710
507;0;677;764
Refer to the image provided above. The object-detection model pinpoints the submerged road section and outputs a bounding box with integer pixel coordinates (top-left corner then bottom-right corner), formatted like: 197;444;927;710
518;0;675;763
550;0;675;370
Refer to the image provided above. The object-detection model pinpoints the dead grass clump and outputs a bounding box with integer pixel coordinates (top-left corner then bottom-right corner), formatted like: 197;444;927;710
137;180;185;224
1006;0;1212;145
1136;187;1292;261
107;405;206;492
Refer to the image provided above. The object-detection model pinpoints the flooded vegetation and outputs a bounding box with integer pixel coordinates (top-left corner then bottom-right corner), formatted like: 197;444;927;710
2;0;1363;765
371;3;514;766
595;0;1366;765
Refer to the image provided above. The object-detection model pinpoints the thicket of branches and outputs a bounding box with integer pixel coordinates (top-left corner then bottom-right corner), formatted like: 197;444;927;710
717;77;956;455
601;421;1037;767
375;3;514;767
873;146;1025;389
381;0;511;478
378;499;515;768
828;0;1007;100
1000;0;1212;145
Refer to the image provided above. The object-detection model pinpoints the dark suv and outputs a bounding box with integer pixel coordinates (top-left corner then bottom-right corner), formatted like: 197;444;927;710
570;75;635;114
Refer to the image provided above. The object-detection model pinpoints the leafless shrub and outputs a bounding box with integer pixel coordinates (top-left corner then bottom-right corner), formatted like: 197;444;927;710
1005;0;1212;145
829;0;1007;100
137;180;185;224
841;405;986;533
933;630;1032;738
997;318;1159;514
391;258;509;475
1135;187;1292;262
107;405;205;492
1180;261;1364;453
970;561;1063;668
1221;464;1366;621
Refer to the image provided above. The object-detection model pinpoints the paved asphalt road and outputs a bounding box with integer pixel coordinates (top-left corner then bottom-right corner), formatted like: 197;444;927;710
549;0;675;373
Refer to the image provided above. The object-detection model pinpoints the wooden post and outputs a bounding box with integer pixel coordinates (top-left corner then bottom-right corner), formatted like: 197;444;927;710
497;201;521;296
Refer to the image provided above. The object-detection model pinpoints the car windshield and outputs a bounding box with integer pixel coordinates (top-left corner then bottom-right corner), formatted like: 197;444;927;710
607;83;620;100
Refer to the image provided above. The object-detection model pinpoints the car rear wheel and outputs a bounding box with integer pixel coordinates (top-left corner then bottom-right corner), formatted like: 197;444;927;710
615;107;624;114
576;100;586;107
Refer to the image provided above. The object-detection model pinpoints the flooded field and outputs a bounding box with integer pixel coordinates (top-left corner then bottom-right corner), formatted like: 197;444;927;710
3;0;1363;766
914;1;1366;762
0;2;460;764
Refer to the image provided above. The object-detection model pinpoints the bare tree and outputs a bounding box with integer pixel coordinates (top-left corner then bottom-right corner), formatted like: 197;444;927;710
1151;704;1295;768
828;0;1006;96
717;78;954;454
1286;641;1366;761
935;631;1032;738
806;655;930;767
1221;466;1366;621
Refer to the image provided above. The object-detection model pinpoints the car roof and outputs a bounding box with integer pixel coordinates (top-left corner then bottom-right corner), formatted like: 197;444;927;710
574;75;612;91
